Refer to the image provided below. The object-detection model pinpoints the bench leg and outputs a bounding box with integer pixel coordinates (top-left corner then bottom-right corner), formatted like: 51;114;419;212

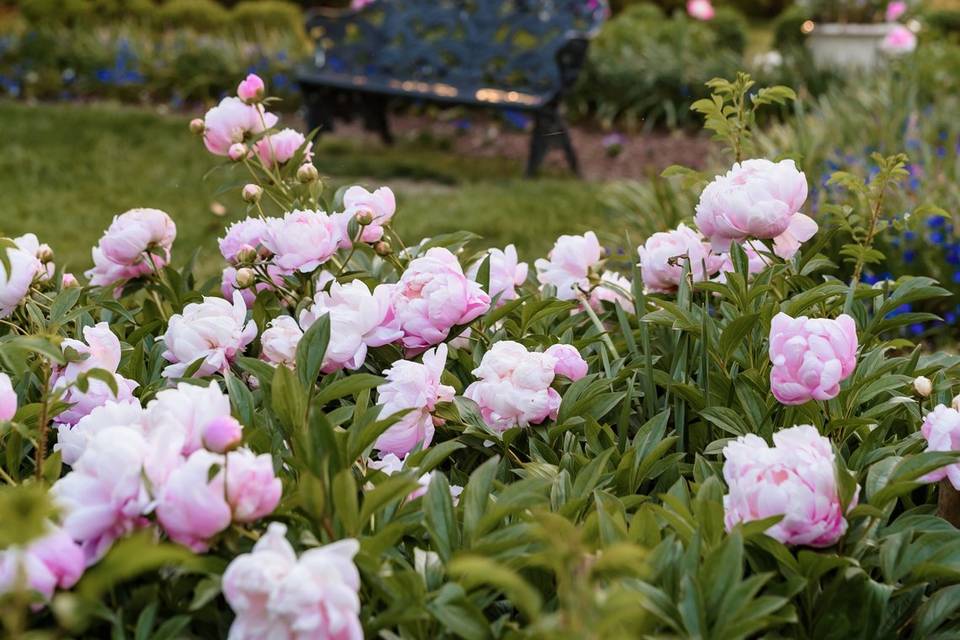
525;108;580;178
302;85;335;136
361;95;393;146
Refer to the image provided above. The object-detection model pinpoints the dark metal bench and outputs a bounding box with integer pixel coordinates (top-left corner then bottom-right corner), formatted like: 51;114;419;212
297;0;608;177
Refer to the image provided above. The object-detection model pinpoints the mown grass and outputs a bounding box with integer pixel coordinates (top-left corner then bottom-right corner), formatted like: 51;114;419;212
0;101;613;279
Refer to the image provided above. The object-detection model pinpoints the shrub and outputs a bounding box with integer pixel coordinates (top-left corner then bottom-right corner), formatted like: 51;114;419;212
154;0;230;31
231;0;302;34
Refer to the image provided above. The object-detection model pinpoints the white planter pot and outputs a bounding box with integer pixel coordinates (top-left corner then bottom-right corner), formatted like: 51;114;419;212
806;23;896;69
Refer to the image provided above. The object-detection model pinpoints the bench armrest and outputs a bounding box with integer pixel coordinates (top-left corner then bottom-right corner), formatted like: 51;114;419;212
555;36;591;94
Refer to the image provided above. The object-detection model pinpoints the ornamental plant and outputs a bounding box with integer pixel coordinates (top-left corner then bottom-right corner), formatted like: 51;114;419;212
4;72;960;639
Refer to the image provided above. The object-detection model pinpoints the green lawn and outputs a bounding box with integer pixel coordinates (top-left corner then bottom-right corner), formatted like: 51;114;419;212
0;101;613;278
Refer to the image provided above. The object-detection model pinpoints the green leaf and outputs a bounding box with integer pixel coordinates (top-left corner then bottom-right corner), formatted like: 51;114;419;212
332;468;360;536
448;555;542;621
296;313;331;391
271;364;307;432
425;473;459;562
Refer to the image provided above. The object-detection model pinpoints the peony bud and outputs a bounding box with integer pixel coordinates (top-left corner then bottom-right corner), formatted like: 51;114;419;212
237;73;265;103
374;241;392;256
952;395;960;412
202;415;243;453
297;163;319;183
36;243;54;263
189;118;205;135
914;376;933;397
61;273;78;288
241;184;262;203
355;210;374;226
235;267;256;289
235;245;258;265
228;143;248;162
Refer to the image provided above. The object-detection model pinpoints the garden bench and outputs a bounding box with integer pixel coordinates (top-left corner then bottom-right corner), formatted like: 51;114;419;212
297;0;607;177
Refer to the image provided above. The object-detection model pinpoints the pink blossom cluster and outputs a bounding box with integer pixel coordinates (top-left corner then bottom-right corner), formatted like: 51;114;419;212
769;312;859;405
334;186;397;245
464;341;588;432
51;382;280;563
222;522;362;639
161;292;258;378
0;234;53;317
920;405;960;488
536;232;631;309
723;425;857;547
86;209;177;288
0;525;84;604
467;244;529;305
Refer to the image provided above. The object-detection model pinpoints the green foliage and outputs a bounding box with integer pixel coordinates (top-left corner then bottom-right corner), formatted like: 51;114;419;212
154;0;230;32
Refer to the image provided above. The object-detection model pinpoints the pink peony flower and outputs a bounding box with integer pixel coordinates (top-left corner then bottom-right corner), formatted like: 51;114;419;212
222;522;362;640
882;25;917;54
886;1;907;22
219;217;270;262
153;449;232;552
225;448;282;522
0;372;16;421
769;312;858;405
585;270;633;311
0;525;84;602
145;381;234;456
299;280;403;373
919;405;960;488
723;425;857;547
392;248;490;351
202;415;243;453
55;399;146;466
638;223;723;293
254;129;312;169
545;344;588;381
51;427;152;564
535;231;603;301
202;97;279;157
368;453;463;502
86;209;177;287
161;291;257;378
260;315;303;367
263;210;343;274
237;73;265;103
51;322;138;426
0;235;44;317
337;185;397;245
714;240;768;283
374;344;455;457
695;159;810;252
687;0;714;20
467;244;529;305
464;341;562;432
772;213;818;260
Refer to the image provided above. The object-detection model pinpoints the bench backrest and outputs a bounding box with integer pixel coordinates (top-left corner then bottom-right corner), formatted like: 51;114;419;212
307;0;608;96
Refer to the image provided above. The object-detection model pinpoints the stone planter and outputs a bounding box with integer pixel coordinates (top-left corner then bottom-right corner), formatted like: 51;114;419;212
806;22;896;69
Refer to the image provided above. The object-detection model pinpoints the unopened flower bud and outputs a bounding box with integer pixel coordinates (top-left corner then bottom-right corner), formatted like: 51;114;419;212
297;163;319;183
237;73;265;104
374;241;392;256
228;143;248;162
235;245;258;265
189;118;205;135
36;243;54;263
202;415;243;453
355;210;374;226
235;267;256;289
952;394;960;411
61;273;78;288
241;183;262;203
914;376;933;397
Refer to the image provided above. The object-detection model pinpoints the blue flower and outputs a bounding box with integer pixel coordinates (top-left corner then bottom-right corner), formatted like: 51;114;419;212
931;232;945;245
928;216;946;228
904;250;915;263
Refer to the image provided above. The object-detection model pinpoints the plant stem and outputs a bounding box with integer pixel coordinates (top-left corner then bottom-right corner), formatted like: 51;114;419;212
34;362;51;482
852;188;886;284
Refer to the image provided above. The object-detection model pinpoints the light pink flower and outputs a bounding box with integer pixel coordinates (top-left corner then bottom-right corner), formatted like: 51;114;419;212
638;223;723;293
0;235;43;317
222;522;362;640
61;273;78;288
300;280;402;373
535;232;603;300
338;186;397;244
203;97;279;157
464;341;562;432
219;217;270;262
882;25;917;54
467;244;528;305
769;312;858;405
51;322;138;426
85;209;177;287
51;427;152;564
687;0;714;20
55;399;146;466
695;159;809;252
225;448;282;522
237;73;265;103
0;525;84;602
260;315;303;367
715;240;768;283
15;233;54;281
375;344;455;457
545;344;588;381
772;214;818;260
586;271;632;310
154;449;232;552
392;248;490;351
254;129;312;169
202;415;243;453
145;381;234;456
919;405;960;488
263;210;343;274
723;425;857;547
886;1;907;22
368;453;463;502
161;292;257;378
0;372;16;421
